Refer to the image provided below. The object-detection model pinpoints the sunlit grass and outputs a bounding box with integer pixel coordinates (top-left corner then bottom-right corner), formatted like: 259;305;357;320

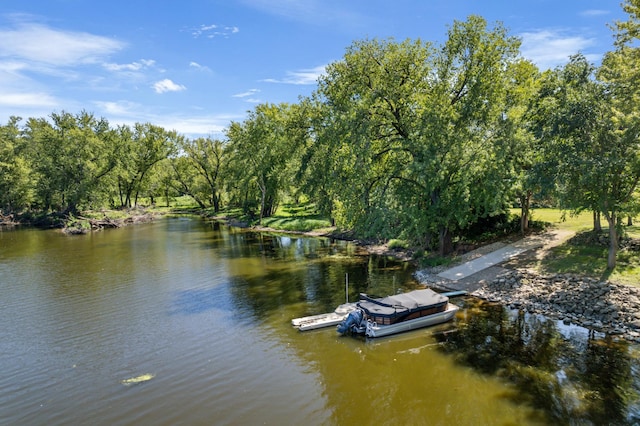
510;208;594;231
509;208;640;286
260;202;333;232
539;243;640;286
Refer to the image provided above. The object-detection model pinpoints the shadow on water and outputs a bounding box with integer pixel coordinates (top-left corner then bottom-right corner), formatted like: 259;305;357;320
167;222;417;324
6;217;640;425
437;298;640;425
186;222;640;424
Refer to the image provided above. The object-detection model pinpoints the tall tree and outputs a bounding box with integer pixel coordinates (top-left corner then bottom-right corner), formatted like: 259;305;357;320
116;123;180;208
24;111;118;213
0;117;33;213
498;60;543;234
534;53;639;269
311;16;521;254
225;103;301;222
179;137;225;212
596;0;640;268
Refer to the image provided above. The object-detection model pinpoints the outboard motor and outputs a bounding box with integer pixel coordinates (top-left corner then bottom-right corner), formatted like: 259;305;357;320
337;309;364;335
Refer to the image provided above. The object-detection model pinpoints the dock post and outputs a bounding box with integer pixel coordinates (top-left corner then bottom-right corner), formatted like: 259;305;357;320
345;273;349;303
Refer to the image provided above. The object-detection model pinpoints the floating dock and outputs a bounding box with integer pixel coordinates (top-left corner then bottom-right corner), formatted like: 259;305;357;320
292;303;357;331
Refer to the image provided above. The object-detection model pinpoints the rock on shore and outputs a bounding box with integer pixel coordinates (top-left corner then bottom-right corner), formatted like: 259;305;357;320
472;269;640;343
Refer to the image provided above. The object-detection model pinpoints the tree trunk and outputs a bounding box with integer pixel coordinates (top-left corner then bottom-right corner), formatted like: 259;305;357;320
593;211;601;232
605;212;618;269
438;226;453;256
258;177;266;225
628;216;634;226
520;190;531;235
212;188;220;213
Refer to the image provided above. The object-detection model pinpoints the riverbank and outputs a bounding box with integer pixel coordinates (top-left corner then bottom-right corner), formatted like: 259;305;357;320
0;208;159;232
10;205;640;343
414;227;640;343
473;269;640;343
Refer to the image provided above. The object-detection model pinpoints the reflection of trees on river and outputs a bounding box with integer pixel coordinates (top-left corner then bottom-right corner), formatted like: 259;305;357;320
581;335;633;425
437;299;638;424
223;232;417;319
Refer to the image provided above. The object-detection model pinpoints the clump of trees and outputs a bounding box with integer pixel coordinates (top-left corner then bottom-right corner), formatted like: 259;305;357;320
1;5;639;268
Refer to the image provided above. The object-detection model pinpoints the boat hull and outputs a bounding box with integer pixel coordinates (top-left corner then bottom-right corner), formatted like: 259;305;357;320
363;303;459;338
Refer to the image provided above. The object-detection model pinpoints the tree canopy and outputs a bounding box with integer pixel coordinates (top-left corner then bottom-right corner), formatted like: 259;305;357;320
1;11;638;267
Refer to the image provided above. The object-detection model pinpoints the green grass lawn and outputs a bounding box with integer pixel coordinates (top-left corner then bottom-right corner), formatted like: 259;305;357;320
513;208;640;286
258;203;333;233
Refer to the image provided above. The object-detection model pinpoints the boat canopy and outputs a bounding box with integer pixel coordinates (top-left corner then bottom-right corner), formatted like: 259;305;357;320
357;288;448;317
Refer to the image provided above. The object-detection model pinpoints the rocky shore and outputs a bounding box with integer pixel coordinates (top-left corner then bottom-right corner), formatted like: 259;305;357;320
471;269;640;343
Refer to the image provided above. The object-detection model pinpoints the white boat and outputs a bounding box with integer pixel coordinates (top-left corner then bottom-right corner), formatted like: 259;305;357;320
336;288;459;338
291;303;357;331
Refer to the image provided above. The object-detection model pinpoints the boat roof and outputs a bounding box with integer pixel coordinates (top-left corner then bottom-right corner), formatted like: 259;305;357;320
358;288;448;316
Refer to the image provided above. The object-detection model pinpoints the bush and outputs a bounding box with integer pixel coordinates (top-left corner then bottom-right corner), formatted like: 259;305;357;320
388;239;409;250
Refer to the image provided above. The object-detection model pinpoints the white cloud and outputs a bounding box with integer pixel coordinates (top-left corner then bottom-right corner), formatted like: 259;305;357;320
0;23;124;66
0;92;57;107
519;30;599;70
153;79;186;94
191;24;239;39
85;104;239;138
93;100;139;115
0;60;28;74
153;115;231;136
232;89;260;98
189;61;211;72
263;65;326;85
104;59;155;72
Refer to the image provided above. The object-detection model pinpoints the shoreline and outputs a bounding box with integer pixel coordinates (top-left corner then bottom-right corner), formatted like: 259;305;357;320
11;210;640;342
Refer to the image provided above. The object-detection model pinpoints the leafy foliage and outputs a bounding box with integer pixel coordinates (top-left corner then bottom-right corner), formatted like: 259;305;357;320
1;9;639;270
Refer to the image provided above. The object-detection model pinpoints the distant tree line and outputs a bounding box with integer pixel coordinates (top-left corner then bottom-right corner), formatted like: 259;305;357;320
1;6;640;268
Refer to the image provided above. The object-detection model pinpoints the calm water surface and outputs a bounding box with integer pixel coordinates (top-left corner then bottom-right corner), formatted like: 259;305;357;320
1;217;640;425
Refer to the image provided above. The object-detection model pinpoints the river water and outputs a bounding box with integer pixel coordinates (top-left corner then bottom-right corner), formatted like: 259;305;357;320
1;217;640;425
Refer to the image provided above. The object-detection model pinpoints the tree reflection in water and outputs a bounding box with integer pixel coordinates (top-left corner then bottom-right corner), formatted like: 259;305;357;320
436;298;640;425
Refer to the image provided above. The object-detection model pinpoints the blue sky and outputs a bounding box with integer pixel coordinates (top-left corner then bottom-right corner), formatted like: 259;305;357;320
0;0;626;138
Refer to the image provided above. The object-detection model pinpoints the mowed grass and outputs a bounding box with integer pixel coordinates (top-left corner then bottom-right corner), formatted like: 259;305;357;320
260;203;333;232
515;208;640;286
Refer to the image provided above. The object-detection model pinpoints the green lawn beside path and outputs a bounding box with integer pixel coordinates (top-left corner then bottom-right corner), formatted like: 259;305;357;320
516;209;640;286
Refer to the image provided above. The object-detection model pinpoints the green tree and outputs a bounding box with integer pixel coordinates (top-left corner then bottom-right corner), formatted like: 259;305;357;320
597;0;640;267
311;37;434;238
533;53;639;269
179;137;225;211
170;155;207;209
115;123;180;208
24;111;118;213
0;117;34;213
225;103;302;222
311;16;521;254
498;60;543;234
423;16;522;253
